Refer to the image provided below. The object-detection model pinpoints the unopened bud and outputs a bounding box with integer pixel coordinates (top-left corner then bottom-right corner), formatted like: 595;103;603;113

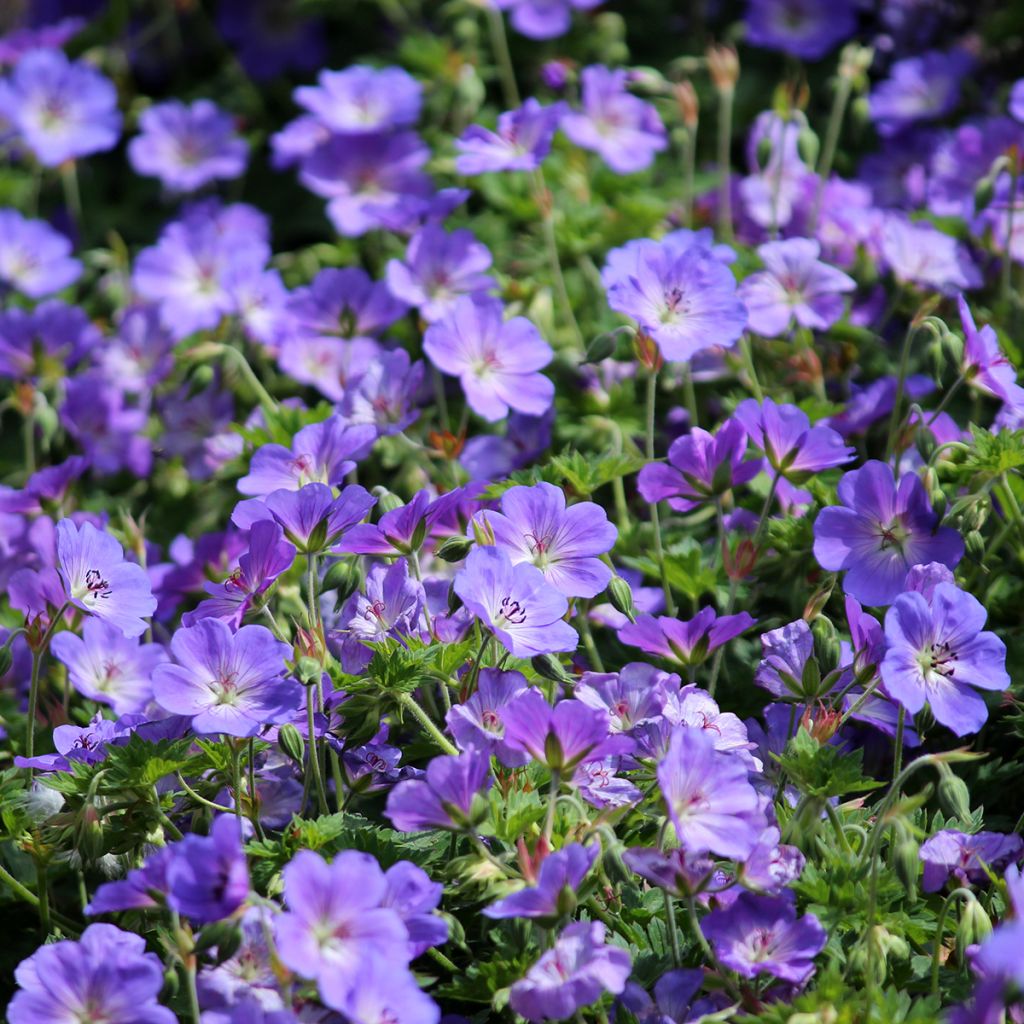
802;578;835;622
706;44;739;92
929;486;948;518
974;176;995;212
582;331;620;366
957;897;993;960
892;836;920;899
296;657;322;685
0;643;12;677
322;559;360;603
278;723;305;764
374;490;405;515
471;515;496;547
196;920;244;963
811;616;841;676
755;135;774;171
797;128;820;168
532;653;573;685
632;331;663;372
607;576;636;622
674;80;699;128
917;431;938;465
965;530;985;561
937;768;972;823
435;535;474;562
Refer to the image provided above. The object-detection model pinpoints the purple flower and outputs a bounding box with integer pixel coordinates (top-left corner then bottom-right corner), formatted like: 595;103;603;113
14;711;140;773
1;48;121;166
98;305;176;393
745;0;857;60
638;419;759;513
574;663;676;733
455;98;564;174
493;0;600;39
868;50;970;137
502;691;631;772
285;267;408;345
238;416;376;497
562;66;666;174
184;520;296;628
619;608;754;668
509;921;632;1022
299;132;433;237
879;213;980;295
217;0;326;82
152;619;298;737
324;958;440;1024
86;847;172;915
274;849;411;1007
754;619;817;699
385;747;492;832
196;907;282;1010
919;830;1024;892
342;348;425;436
51;618;166;715
294;65;421;135
700;893;826;985
234;483;376;553
958;295;1024;408
471;483;616;598
738;826;807;895
386;224;495;323
128;99;248;193
445;668;531;766
738;238;855;337
734;397;855;481
454;546;578;657
166;815;249;924
485;844;598;920
424;296;554;422
880;582;1009;736
607;243;747;362
662;686;761;768
0;300;99;382
0;209;80;298
57;519;157;639
62;373;152;478
336;489;442;556
8;923;175;1024
657;726;762;859
622;845;718;898
381;860;448;958
813;461;965;606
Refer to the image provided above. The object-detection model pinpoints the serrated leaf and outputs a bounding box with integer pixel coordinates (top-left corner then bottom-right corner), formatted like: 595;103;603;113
775;727;884;799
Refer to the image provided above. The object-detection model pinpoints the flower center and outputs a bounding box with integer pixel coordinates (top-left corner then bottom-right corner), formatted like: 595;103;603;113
75;568;112;605
496;596;527;626
918;639;958;681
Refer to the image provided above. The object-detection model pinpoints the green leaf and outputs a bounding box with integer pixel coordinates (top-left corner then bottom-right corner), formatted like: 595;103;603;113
775;727;884;799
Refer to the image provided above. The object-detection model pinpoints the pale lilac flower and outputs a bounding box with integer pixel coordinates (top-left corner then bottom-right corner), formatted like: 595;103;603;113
381;860;448;958
56;519;157;639
285;267;408;345
342;348;424;436
562;66;667;174
455;99;565;174
294;65;421;135
276;336;381;403
493;0;601;39
386;747;492;832
386;224;495;323
919;830;1024;892
509;921;631;1022
661;686;762;770
868;50;970;137
0;209;81;298
445;668;532;766
739;238;855;336
424;296;554;422
574;663;676;733
485;844;598;920
958;295;1024;408
128;99;248;192
879;213;981;295
619;608;754;668
325;958;440;1024
453;546;578;657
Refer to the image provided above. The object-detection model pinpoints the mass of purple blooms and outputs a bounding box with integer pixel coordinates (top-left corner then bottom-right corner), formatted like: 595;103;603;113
3;3;1024;1023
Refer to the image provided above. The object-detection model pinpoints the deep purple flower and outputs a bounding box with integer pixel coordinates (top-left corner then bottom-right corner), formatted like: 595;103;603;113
919;830;1024;892
57;519;156;639
294;65;421;135
880;213;980;295
509;921;632;1022
700;893;826;985
166;815;249;924
454;546;578;657
62;372;152;478
152;619;298;737
574;663;676;733
562;66;666;174
445;668;531;766
619;608;754;668
8;923;175;1024
471;483;616;598
386;224;495;323
424;295;554;422
275;849;411;1007
285;267;408;345
880;582;1009;736
217;0;326;82
734;397;855;481
0;209;81;297
657;726;762;859
238;416;376;497
622;845;719;898
128;100;248;192
15;710;140;773
813;461;964;606
299;132;434;237
607;243;747;361
51;618;166;715
958;295;1024;408
184;520;296;628
0;47;121;166
86;847;172;915
973;865;1024;987
455;98;565;174
868;50;970;137
638;419;759;513
485;844;598;920
234;483;375;553
745;0;857;60
385;747;492;832
502;691;631;772
493;0;600;39
754;619;819;699
739;238;855;337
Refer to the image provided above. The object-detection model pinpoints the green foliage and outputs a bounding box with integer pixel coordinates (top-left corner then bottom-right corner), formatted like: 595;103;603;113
775;727;884;799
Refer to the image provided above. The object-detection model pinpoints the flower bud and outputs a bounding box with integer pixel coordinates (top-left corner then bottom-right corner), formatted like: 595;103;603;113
674;80;699;128
755;135;774;171
278;723;305;765
0;643;12;678
471;516;496;547
435;535;474;563
296;657;322;686
196;920;244;964
974;174;996;212
965;530;985;561
607;576;636;622
532;653;573;685
322;558;360;603
632;331;663;372
802;578;835;622
797;127;820;168
916;430;937;465
811;616;841;676
956;897;993;960
892;835;920;900
937;768;972;823
706;44;739;92
582;331;621;366
929;486;948;518
374;490;405;515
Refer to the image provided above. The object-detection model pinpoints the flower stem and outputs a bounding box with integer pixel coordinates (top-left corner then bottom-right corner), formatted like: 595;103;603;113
931;887;975;996
884;322;918;461
664;889;682;967
532;169;584;351
1003;167;1019;307
25;601;70;764
396;691;459;755
485;3;520;108
738;335;764;401
809;70;854;232
645;369;677;617
543;770;561;843
716;87;735;242
306;686;329;816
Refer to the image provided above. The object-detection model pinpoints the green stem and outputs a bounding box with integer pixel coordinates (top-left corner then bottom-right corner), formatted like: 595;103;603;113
305;686;329;815
23;410;35;475
543;770;561;843
752;470;782;552
738;335;764;401
682;126;697;228
0;861;79;933
35;858;50;935
247;737;265;840
576;608;604;671
892;706;906;788
60;161;83;230
220;343;278;417
645;370;676;617
230;742;244;828
924;375;965;429
884;323;918;461
664;889;682;967
1003;169;1019;306
485;3;520;108
25;601;71;762
931;887;975;997
716;87;735;241
428;946;460;973
175;773;234;814
396;692;459;754
533;168;584;350
682;365;699;429
809;72;854;232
